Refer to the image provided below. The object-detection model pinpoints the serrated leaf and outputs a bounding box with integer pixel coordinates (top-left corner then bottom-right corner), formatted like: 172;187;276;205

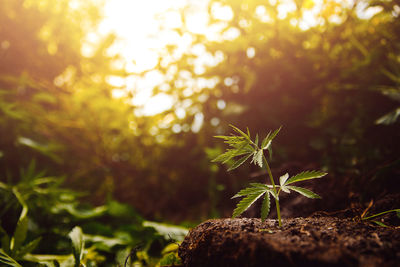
261;192;270;222
232;186;267;198
249;183;270;189
247;184;278;199
251;149;263;168
228;153;252;171
269;126;282;141
229;125;250;141
262;140;271;150
68;227;84;267
212;150;234;163
286;186;321;199
261;126;281;149
261;131;271;149
280;185;291;193
232;192;265;218
279;173;289;186
214;135;232;140
268;189;279;200
284;170;327;185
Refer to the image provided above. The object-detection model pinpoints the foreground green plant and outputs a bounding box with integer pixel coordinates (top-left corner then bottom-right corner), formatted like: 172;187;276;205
213;125;327;227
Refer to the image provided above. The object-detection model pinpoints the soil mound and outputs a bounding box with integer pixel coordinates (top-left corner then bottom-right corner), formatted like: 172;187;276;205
178;217;399;267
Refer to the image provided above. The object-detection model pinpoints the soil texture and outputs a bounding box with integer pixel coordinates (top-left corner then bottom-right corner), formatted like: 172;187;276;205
178;216;400;267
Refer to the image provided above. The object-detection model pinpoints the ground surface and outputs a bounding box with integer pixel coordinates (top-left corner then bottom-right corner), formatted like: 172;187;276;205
178;216;400;267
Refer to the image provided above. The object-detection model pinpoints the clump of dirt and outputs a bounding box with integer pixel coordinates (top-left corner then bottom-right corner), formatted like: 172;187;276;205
178;217;400;267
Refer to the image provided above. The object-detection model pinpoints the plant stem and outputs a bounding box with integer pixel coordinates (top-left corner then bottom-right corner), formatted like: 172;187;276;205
262;155;281;227
361;209;400;221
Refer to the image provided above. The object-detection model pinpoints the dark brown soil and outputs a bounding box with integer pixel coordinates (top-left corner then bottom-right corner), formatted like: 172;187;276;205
178;216;400;267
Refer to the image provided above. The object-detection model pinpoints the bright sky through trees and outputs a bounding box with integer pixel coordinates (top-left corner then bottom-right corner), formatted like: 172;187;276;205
98;0;208;116
97;0;383;116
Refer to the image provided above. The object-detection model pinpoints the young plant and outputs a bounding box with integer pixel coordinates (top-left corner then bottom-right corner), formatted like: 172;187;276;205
213;125;327;227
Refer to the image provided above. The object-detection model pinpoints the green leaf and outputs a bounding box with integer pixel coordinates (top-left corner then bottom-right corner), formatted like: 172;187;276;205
249;183;271;189
361;209;400;221
15;237;41;258
159;253;181;266
372;221;388;227
68;227;84;267
0;181;9;190
212;150;235;163
269;126;282;141
375;107;400;125
280;185;291;193
55;204;107;219
10;188;28;253
261;192;270;222
143;221;188;241
213;141;252;165
261;127;281;149
268;189;279;200
232;191;265;218
279;173;289;186
22;253;70;263
255;134;259;147
0;226;10;254
267;145;273;160
228;153;252;171
229;125;250;141
251;149;263;168
161;243;179;255
286;186;321;199
83;234;127;248
0;249;22;267
284;170;327;185
261;131;271;149
232;186;267;199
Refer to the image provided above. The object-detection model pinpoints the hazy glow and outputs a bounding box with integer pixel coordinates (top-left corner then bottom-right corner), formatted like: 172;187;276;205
99;0;211;116
97;0;378;116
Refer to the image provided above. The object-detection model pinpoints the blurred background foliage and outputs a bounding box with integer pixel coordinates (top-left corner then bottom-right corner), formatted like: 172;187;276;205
0;0;399;265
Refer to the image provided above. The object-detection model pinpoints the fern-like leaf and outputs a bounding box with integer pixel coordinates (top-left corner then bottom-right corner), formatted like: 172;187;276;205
279;173;289;186
261;192;270;222
229;125;250;141
261;127;281;149
228;153;252;171
251;149;263;168
249;183;271;189
212;150;234;163
284;170;327;185
232;186;267;199
232;192;265;218
286;186;321;199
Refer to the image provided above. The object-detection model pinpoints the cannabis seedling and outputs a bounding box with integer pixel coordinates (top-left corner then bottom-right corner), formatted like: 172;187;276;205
213;125;327;227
